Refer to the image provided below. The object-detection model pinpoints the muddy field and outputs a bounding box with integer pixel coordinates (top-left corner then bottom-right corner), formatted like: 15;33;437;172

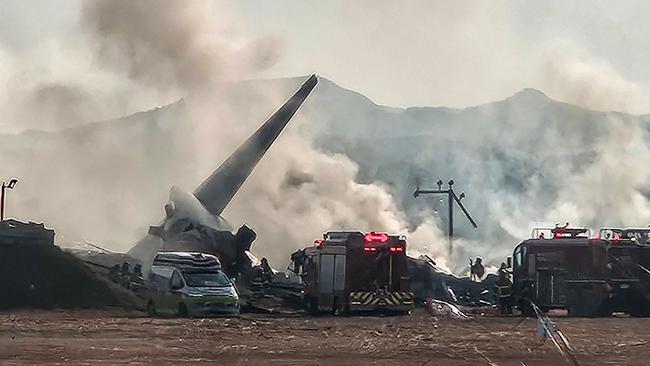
0;309;648;365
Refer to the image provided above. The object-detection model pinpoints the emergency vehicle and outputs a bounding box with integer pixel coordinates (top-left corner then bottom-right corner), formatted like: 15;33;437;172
508;226;610;316
301;231;413;315
508;225;650;317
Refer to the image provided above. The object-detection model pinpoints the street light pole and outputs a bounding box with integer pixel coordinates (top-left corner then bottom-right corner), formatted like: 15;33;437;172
413;179;477;256
1;178;18;222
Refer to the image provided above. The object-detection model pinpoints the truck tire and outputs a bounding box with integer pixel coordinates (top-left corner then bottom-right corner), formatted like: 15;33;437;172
177;303;189;318
304;296;318;315
628;302;650;317
567;301;584;317
147;301;157;317
332;299;349;317
568;288;610;317
519;299;534;317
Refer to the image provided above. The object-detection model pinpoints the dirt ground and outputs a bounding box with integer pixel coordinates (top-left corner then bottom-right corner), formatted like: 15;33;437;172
0;309;648;366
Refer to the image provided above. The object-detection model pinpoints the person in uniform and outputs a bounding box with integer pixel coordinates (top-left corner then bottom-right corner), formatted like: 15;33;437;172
469;257;485;282
495;262;513;315
289;249;306;274
260;257;274;282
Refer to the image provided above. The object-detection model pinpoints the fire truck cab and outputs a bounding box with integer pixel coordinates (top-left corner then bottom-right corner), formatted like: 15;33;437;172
509;226;610;316
301;231;413;315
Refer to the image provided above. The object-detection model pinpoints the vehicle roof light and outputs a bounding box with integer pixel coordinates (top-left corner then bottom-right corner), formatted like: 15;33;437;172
364;232;389;243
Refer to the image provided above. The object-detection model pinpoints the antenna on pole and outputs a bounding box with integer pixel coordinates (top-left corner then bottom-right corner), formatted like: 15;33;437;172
413;179;477;256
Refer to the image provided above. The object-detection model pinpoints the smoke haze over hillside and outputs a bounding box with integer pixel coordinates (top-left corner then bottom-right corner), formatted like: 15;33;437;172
2;1;650;273
0;1;452;270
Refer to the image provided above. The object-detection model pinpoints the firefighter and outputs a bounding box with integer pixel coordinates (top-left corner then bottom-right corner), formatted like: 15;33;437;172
248;265;268;295
260;257;274;282
495;262;513;315
289;249;306;274
469;257;485;282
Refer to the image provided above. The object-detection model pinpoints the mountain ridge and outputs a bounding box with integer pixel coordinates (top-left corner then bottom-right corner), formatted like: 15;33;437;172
1;75;649;269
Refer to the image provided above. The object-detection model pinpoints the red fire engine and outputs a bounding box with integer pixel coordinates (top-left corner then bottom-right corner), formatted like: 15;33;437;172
301;231;413;315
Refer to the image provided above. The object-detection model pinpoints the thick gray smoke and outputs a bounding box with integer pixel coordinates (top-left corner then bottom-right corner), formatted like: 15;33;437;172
80;0;280;95
0;1;444;269
2;1;650;275
311;51;650;273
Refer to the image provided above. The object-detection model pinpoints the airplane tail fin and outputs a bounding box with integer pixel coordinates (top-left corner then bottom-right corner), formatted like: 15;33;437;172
193;74;318;216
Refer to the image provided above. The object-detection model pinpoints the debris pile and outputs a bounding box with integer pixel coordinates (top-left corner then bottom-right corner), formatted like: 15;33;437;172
408;255;497;306
0;222;116;309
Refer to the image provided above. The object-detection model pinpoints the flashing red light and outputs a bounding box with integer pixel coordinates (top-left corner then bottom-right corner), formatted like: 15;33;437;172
364;232;389;243
363;247;377;252
389;246;404;253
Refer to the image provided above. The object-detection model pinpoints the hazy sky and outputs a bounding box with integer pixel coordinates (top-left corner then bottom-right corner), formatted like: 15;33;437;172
2;0;650;111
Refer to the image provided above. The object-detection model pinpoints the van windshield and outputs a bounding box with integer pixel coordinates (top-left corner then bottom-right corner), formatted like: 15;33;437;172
182;271;231;287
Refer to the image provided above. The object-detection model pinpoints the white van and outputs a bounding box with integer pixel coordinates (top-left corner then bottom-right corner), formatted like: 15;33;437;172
145;252;239;317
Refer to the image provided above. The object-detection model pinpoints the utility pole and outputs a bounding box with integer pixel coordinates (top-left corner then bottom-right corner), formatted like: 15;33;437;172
1;178;18;222
413;179;477;256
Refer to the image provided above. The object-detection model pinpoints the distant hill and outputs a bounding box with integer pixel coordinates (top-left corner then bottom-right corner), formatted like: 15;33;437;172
2;76;649;267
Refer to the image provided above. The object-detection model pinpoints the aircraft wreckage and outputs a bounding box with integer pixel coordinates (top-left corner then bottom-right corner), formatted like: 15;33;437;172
83;73;495;312
124;74;318;311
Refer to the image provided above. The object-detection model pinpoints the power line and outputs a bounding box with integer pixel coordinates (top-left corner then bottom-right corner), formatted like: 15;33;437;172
413;179;477;256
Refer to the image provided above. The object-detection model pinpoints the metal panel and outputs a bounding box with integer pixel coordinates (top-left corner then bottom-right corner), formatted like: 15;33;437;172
334;255;346;292
319;254;335;294
528;255;536;276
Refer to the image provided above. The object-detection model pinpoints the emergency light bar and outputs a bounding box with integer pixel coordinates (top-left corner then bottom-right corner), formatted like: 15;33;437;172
364;232;389;243
597;228;650;244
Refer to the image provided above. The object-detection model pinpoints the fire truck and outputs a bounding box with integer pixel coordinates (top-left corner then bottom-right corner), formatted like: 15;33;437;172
508;226;610;316
301;231;413;315
508;226;650;317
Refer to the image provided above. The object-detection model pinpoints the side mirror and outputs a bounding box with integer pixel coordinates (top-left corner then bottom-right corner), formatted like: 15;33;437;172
170;282;183;290
506;256;512;269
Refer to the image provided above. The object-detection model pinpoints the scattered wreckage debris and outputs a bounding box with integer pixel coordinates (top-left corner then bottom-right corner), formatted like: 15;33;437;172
123;75;318;311
408;254;497;307
424;298;469;319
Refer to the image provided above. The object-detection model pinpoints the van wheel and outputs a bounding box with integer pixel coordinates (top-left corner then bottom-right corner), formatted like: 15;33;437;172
147;301;157;317
178;303;189;318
